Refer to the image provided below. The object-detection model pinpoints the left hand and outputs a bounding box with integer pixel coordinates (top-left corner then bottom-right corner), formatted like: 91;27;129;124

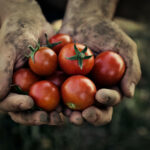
60;16;141;126
0;0;64;126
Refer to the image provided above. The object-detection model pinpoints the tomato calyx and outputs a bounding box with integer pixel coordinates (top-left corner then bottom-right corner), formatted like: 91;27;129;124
45;33;62;49
66;102;78;110
27;42;40;63
66;44;93;69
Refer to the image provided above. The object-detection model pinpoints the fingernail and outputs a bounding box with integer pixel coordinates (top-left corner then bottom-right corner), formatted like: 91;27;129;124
129;83;135;97
40;113;48;123
51;112;62;125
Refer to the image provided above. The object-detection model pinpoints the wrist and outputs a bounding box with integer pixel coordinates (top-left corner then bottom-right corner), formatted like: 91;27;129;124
63;0;119;23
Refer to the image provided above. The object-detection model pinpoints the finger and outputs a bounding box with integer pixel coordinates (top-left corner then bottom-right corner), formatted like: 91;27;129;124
49;111;65;125
64;108;72;117
55;105;63;113
82;106;113;126
0;39;15;101
0;93;34;112
70;111;84;125
8;111;49;125
95;88;122;106
120;42;141;97
40;22;55;45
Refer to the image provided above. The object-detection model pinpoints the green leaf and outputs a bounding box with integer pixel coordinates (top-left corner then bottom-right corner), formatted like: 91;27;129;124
81;46;87;53
74;44;80;55
78;57;83;69
84;55;93;59
50;41;62;48
65;55;78;60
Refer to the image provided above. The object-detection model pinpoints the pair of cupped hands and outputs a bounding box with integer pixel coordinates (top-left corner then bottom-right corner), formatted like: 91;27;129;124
0;1;141;126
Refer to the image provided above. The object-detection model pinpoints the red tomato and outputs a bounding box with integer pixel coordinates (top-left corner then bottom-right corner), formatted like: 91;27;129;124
61;75;96;110
29;80;60;111
29;47;57;76
13;68;39;92
58;43;94;75
46;70;67;87
49;33;72;54
92;51;125;86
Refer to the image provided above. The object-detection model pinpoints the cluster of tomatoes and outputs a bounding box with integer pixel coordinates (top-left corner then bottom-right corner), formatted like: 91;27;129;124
12;33;125;111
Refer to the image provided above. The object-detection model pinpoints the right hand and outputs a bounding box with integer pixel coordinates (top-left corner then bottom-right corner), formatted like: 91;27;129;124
0;0;64;125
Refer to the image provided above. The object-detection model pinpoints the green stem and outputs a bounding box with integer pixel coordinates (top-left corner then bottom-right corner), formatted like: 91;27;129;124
66;44;93;69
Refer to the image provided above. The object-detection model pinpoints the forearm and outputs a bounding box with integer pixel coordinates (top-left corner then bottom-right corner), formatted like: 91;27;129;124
63;0;119;22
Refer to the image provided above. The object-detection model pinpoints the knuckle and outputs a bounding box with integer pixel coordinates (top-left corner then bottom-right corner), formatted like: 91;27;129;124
136;65;142;83
107;115;112;123
21;96;34;110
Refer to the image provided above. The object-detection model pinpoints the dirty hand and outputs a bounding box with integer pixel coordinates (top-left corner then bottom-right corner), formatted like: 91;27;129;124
0;0;64;125
60;0;141;126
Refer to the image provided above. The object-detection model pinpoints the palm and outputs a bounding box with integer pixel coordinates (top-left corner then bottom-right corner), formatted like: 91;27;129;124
60;17;141;125
60;18;141;97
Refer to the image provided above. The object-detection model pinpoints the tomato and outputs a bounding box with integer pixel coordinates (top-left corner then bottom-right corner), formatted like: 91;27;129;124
61;75;96;110
59;43;94;75
29;47;57;76
92;51;125;86
46;70;67;87
29;80;60;111
13;68;39;92
49;33;73;54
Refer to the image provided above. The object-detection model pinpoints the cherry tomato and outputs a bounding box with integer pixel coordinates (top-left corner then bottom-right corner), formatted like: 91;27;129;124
29;47;57;76
29;80;60;111
61;75;96;110
46;70;67;87
13;68;39;92
92;51;125;86
59;43;94;75
49;33;73;54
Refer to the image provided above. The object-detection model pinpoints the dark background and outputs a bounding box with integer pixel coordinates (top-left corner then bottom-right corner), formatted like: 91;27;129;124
1;0;150;150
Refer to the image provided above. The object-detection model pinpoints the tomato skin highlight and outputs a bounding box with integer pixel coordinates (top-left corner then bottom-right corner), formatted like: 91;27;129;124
29;80;60;111
61;75;96;110
46;70;67;87
59;43;94;75
13;68;39;92
49;33;73;54
92;51;125;86
29;47;57;76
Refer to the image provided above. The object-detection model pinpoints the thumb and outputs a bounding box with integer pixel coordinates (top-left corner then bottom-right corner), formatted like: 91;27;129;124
120;43;141;97
0;41;15;101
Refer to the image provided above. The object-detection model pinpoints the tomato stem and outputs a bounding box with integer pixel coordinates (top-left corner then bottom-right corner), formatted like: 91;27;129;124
66;44;93;69
45;33;62;48
28;42;40;63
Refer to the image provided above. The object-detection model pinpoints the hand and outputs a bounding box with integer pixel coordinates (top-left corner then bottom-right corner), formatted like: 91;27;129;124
0;0;64;125
60;16;141;126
